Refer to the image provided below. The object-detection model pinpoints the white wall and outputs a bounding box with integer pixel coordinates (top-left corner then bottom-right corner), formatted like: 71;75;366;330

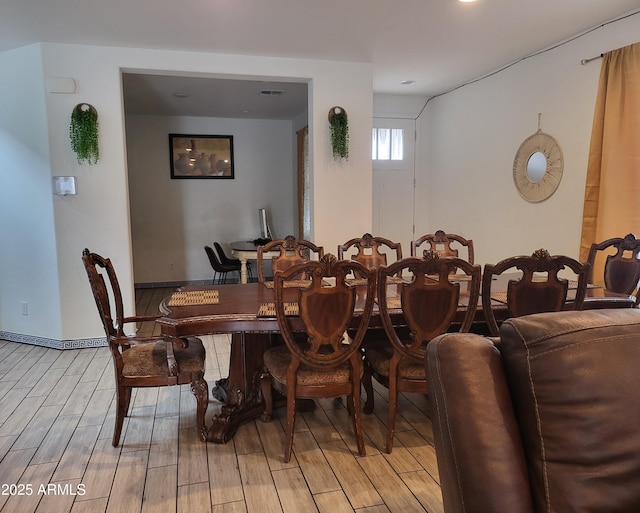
0;45;63;339
126;114;296;284
418;14;640;266
0;42;373;341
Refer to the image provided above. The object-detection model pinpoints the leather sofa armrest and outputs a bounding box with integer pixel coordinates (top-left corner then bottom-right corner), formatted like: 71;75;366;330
426;333;535;513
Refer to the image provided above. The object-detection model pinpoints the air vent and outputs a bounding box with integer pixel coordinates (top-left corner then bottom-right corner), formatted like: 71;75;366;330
259;90;283;96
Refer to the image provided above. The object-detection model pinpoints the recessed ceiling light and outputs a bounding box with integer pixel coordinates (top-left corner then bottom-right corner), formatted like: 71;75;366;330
401;80;415;86
173;91;189;98
459;0;477;3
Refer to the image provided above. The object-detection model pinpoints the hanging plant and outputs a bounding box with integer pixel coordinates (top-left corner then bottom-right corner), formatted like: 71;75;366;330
69;103;99;164
328;106;349;160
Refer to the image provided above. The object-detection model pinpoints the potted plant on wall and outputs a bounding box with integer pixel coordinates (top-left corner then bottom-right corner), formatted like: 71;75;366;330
328;106;349;160
69;103;100;164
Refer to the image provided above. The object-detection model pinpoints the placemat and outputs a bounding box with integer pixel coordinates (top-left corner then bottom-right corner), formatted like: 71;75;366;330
426;274;472;282
490;292;508;304
529;277;598;289
257;302;299;317
386;297;402;309
385;297;465;309
347;276;404;286
263;280;311;289
450;274;472;281
168;290;219;306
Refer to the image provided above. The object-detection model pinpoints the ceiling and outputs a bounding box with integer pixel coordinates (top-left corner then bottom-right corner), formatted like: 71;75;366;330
121;74;309;119
3;0;639;119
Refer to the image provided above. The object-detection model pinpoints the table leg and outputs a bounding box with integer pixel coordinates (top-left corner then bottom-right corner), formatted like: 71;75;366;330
238;256;248;284
207;332;270;443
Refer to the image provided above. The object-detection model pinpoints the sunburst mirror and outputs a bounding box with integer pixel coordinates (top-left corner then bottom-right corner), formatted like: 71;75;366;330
513;129;563;202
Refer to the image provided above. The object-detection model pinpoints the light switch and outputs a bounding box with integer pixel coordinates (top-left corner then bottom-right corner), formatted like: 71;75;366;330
53;176;77;196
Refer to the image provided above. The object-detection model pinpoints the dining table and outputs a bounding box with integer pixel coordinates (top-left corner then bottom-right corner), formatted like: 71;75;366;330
230;240;277;284
156;276;635;443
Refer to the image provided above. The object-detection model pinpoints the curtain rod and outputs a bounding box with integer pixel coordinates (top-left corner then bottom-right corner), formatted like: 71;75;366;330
580;54;603;65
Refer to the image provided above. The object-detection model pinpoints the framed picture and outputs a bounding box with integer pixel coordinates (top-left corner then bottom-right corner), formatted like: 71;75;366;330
169;134;235;179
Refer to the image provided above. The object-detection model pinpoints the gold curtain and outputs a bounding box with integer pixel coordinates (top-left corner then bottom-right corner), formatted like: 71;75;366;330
579;42;640;281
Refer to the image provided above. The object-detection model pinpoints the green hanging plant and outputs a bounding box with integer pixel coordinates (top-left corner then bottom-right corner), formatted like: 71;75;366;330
69;103;99;164
328;106;349;160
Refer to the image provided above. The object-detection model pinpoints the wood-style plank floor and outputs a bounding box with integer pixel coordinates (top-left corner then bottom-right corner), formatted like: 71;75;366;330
0;287;443;513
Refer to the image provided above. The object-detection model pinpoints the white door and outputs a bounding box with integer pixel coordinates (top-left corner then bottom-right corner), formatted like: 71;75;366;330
372;118;416;255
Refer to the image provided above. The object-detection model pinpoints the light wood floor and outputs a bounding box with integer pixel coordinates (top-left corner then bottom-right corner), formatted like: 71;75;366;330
0;287;443;513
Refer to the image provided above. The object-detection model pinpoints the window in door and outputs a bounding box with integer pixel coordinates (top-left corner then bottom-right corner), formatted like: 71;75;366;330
372;128;404;161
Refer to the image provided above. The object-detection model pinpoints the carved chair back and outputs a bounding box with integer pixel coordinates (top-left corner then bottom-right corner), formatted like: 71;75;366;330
258;235;324;283
482;249;590;336
587;234;640;301
378;251;481;362
338;233;402;273
411;230;474;264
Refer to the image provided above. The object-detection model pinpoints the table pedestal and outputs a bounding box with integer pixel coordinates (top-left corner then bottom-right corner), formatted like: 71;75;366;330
207;332;269;443
207;331;315;443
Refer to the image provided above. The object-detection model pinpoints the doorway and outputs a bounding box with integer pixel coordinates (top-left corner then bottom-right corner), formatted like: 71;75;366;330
122;72;309;288
372;118;416;251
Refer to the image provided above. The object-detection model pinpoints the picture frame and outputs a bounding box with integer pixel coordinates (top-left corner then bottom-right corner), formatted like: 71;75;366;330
169;134;234;179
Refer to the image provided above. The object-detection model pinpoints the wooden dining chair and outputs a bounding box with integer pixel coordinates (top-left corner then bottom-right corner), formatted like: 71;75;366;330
411;230;474;264
338;233;403;274
586;233;640;304
257;235;324;284
362;251;481;453
482;248;590;337
82;249;209;446
260;254;376;462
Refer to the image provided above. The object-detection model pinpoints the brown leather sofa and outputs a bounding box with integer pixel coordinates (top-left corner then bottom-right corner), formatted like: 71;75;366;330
426;308;640;513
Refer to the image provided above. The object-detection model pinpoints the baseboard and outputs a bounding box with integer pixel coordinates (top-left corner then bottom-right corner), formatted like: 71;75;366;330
0;331;107;350
134;278;238;289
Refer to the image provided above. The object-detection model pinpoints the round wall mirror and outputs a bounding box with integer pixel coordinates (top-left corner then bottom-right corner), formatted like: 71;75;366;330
513;130;563;202
526;151;547;182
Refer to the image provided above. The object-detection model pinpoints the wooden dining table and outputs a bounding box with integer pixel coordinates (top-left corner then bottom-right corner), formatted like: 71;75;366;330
156;276;635;443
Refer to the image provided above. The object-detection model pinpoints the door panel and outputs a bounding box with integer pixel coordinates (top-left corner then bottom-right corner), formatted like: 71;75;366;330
372;118;416;254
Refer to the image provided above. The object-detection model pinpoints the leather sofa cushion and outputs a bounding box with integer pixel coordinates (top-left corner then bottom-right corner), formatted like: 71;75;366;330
499;309;640;513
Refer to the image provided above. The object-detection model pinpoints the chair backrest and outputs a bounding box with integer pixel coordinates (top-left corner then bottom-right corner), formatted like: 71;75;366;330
378;251;481;362
82;248;124;340
273;254;376;368
587;233;640;297
482;248;590;336
213;242;238;267
337;233;402;272
411;230;474;264
258;235;324;283
204;245;229;273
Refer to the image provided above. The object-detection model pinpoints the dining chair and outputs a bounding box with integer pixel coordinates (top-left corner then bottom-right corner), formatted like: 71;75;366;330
257;235;324;284
82;249;208;446
260;254;376;462
586;233;640;304
338;233;403;274
482;248;590;337
205;245;238;284
338;233;405;412
410;230;474;264
362;250;481;453
214;241;254;282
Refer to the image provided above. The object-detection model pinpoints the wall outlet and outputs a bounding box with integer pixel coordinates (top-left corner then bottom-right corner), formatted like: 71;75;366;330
21;302;28;316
